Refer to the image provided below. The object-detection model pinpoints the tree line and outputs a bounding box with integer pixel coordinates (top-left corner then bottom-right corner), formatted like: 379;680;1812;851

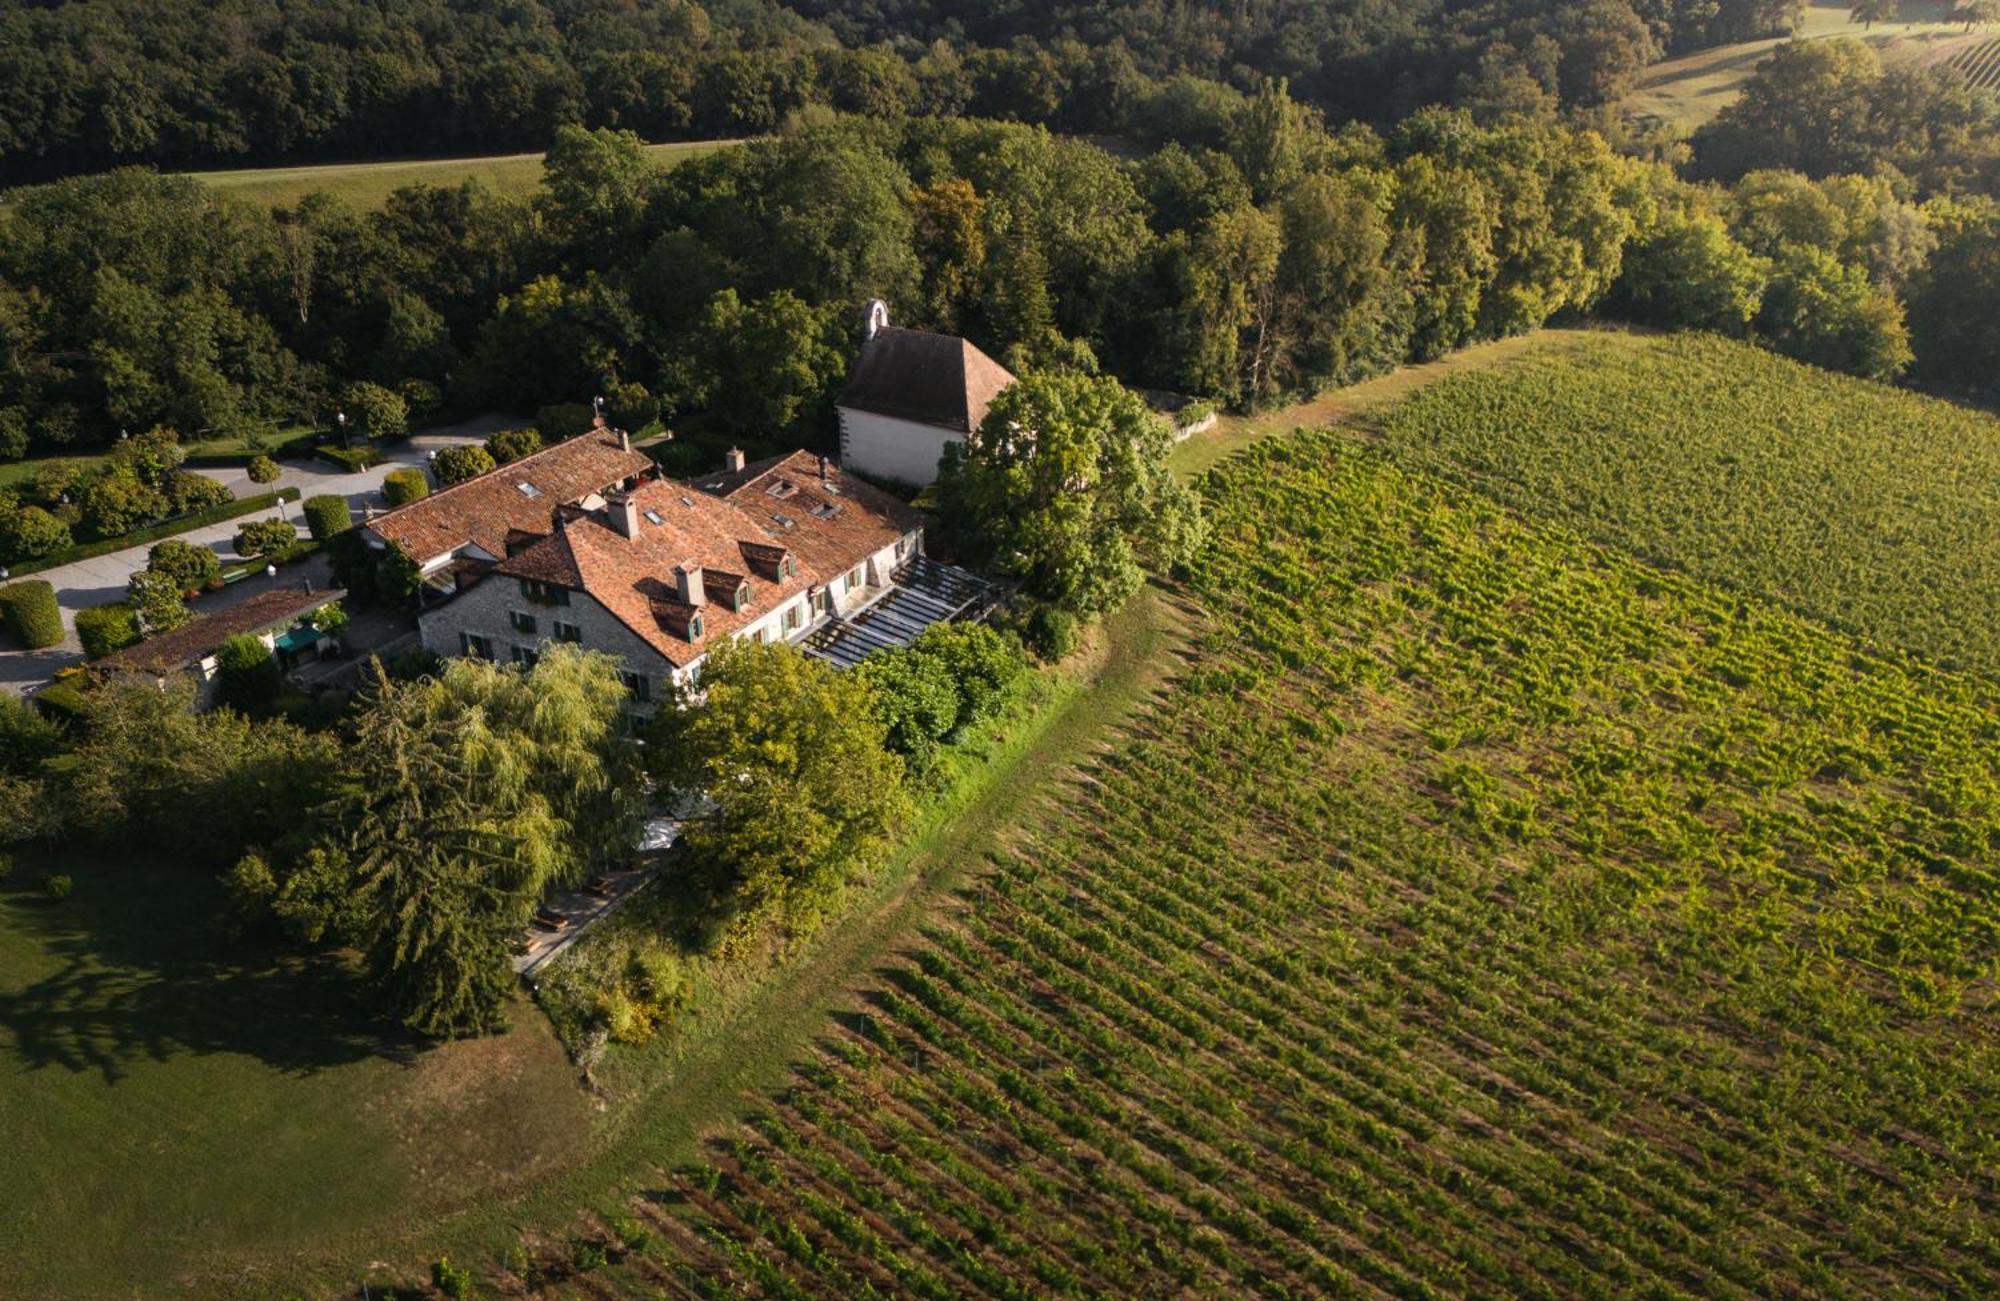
0;0;1816;183
6;81;1998;512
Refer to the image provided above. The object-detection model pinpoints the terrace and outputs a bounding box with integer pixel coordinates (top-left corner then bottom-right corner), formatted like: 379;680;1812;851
801;555;1002;669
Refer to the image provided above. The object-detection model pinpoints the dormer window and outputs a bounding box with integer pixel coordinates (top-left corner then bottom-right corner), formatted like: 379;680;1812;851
688;612;704;641
782;556;796;578
734;581;752;612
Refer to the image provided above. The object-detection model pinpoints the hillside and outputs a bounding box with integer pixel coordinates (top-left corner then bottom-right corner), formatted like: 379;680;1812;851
1621;0;1973;131
558;433;2000;1294
1357;331;2000;676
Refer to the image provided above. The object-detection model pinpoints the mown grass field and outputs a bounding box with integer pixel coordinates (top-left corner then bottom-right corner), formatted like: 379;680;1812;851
0;852;591;1296
1357;330;2000;677
1622;0;1969;131
178;138;735;211
582;432;2000;1296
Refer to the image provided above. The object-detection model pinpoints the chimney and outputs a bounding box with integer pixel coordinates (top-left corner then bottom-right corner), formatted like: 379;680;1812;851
725;447;746;473
864;298;889;341
674;561;706;607
618;428;630;453
817;454;831;481
610;493;641;540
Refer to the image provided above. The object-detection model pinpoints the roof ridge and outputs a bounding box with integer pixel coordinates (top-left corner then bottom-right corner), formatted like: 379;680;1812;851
375;428;622;519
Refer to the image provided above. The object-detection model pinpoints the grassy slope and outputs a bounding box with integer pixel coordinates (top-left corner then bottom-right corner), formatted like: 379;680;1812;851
0;585;1184;1297
1623;0;1974;131
0;854;592;1296
577;432;2000;1296
1354;330;2000;675
178;138;736;211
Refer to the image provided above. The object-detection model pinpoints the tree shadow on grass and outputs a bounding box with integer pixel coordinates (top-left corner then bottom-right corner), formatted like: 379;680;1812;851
0;860;418;1084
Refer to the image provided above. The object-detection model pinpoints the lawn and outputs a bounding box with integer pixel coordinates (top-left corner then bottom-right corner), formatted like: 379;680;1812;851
1622;0;1974;131
0;850;591;1296
183;138;737;211
588;432;2000;1295
1353;330;2000;675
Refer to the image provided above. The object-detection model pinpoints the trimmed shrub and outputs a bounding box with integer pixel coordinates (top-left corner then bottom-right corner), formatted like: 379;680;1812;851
233;518;298;558
163;470;232;516
343;380;409;439
302;494;352;540
316;443;382;472
2;504;72;561
1023;602;1080;662
245;454;281;485
0;580;63;649
216;632;281;710
75;602;140;659
382;468;429;506
3;489;299;579
43;872;72;902
486;426;543;465
433;444;496;485
146;538;221;594
535;402;595;439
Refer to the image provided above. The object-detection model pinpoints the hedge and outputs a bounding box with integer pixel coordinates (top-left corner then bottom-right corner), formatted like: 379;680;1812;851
317;443;383;472
0;580;62;649
183;429;318;467
7;488;301;578
303;494;352;540
76;603;140;660
383;468;430;506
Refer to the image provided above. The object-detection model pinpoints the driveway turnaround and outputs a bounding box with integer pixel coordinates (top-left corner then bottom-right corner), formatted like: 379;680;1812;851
0;419;514;694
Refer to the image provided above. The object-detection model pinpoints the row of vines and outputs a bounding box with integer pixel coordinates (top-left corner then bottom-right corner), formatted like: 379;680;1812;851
1361;331;2000;677
1947;38;2000;94
531;431;1996;1297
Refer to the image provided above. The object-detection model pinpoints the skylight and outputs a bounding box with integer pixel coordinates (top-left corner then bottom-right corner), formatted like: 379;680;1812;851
772;512;795;528
766;480;797;499
515;481;540;498
679;495;695;508
643;509;665;525
810;502;841;519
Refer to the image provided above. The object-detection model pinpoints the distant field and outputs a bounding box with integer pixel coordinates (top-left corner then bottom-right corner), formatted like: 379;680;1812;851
588;434;2000;1295
179;138;737;210
1622;0;1973;131
1358;331;2000;676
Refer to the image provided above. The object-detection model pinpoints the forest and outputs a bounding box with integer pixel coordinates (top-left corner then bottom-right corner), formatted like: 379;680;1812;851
0;0;1806;180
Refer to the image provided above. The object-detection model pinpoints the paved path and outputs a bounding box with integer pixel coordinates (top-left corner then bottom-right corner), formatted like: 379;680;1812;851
0;416;517;694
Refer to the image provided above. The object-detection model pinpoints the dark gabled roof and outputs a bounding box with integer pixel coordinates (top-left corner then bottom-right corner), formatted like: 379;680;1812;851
99;586;344;673
836;326;1016;434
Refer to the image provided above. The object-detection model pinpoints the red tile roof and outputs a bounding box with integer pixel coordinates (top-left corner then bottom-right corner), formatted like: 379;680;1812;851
713;450;922;582
366;428;653;566
490;453;921;669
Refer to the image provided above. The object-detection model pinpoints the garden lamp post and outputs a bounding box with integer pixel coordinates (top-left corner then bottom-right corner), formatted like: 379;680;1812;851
336;410;349;448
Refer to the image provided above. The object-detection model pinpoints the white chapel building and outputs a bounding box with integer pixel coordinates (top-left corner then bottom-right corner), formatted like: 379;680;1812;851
834;300;1017;489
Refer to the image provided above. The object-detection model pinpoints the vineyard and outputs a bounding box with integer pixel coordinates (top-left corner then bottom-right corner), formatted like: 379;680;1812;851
546;434;1999;1296
1947;38;2000;94
1357;331;2000;676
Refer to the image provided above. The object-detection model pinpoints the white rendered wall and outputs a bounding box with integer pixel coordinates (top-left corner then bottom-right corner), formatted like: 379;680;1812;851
837;406;961;488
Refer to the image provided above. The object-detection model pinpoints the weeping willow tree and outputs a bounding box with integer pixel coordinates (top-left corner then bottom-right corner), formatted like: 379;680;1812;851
312;646;642;1037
